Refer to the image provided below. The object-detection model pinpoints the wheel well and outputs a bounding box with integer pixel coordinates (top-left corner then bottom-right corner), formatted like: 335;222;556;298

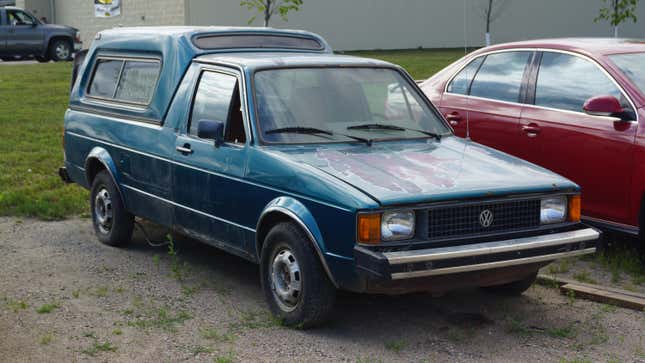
85;158;107;186
255;211;293;258
47;36;72;52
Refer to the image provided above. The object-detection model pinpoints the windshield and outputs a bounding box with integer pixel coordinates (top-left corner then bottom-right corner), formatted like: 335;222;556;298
609;53;645;94
254;67;450;144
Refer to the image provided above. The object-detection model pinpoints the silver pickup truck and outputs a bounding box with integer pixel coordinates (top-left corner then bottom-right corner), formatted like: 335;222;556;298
0;6;81;62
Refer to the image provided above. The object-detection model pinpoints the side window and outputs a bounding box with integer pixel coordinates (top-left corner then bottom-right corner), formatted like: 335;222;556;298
89;59;123;99
469;51;531;103
535;52;629;113
190;71;246;144
446;57;484;95
115;61;160;104
87;57;160;104
7;10;36;26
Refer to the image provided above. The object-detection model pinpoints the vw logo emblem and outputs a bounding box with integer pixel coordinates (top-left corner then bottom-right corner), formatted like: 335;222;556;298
479;209;493;227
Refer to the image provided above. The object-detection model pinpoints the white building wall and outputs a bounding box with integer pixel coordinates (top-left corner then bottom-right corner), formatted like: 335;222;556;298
53;0;185;46
186;0;645;50
18;0;645;51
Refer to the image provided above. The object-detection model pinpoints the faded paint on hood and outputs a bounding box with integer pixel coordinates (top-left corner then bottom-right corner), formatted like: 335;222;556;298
266;136;577;206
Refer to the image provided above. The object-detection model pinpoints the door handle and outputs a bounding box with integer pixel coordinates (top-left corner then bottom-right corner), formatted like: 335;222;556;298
522;124;541;137
176;144;193;154
445;112;462;126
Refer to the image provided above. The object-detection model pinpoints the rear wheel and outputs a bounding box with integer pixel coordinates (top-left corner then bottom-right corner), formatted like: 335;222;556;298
260;222;336;328
482;272;537;296
90;170;133;246
49;39;72;61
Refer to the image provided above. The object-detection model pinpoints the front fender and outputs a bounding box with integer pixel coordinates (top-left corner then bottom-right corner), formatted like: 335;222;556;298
256;196;338;287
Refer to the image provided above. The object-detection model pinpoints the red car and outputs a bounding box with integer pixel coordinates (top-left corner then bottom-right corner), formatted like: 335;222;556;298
421;38;645;241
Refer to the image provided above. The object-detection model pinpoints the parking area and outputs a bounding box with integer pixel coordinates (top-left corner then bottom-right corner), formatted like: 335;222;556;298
1;217;644;362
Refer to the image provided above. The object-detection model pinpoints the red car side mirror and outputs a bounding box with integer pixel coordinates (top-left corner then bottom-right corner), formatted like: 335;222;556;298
583;95;630;121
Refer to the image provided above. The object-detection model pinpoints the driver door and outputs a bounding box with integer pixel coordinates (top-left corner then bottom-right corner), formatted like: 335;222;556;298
5;9;43;56
172;68;250;253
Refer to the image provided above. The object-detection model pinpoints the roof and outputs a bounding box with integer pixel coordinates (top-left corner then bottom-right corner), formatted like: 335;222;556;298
480;38;645;57
195;52;395;70
94;26;332;54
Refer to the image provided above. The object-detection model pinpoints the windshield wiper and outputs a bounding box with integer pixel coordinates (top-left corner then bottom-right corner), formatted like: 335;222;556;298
265;126;374;146
265;127;334;136
347;123;442;141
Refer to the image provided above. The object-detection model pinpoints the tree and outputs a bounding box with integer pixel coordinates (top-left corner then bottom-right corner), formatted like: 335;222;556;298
595;0;639;37
481;0;509;46
240;0;303;27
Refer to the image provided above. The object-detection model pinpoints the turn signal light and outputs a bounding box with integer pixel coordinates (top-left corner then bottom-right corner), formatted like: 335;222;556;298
568;195;581;222
358;213;381;244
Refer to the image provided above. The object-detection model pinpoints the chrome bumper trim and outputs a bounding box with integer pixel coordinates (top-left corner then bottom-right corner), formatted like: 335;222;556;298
384;228;599;280
391;248;596;279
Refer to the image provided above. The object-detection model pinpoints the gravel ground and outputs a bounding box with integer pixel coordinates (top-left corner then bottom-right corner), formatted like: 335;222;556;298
1;217;644;363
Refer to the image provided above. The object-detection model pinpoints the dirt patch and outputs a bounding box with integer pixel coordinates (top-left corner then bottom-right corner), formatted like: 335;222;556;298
1;217;644;362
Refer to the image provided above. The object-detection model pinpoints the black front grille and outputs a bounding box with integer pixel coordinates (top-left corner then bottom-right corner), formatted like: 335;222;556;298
427;199;541;239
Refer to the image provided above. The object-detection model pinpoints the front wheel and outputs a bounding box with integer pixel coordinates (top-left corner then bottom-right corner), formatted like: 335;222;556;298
482;272;537;296
49;39;72;61
260;222;336;328
90;170;134;246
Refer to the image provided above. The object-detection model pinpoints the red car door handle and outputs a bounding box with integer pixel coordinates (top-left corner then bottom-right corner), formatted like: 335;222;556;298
445;113;462;126
522;124;541;137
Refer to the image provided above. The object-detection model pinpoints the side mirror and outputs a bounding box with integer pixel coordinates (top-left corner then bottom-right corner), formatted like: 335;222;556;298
583;95;632;121
197;119;224;147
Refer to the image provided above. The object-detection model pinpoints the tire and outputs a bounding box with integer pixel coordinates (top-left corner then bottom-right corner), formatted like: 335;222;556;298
35;56;49;63
48;39;72;62
90;170;134;247
1;57;14;62
482;272;537;296
260;222;336;328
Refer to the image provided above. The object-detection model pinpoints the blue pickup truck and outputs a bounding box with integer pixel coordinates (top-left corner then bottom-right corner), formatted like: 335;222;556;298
60;26;600;327
0;6;81;62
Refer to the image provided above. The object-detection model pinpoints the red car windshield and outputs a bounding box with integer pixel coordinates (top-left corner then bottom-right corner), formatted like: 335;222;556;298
609;53;645;95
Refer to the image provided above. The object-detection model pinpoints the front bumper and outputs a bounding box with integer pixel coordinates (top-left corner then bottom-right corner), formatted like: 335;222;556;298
355;227;600;281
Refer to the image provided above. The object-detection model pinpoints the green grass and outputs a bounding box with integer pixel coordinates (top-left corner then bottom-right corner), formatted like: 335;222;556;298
36;302;59;314
81;341;117;356
344;48;470;79
0;51;463;220
0;62;88;219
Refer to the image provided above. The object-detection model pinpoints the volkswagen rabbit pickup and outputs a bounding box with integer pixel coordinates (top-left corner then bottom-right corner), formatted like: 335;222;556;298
60;27;601;327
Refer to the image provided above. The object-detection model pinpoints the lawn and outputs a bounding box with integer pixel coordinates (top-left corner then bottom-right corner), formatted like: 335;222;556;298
0;62;88;220
345;48;468;79
0;49;464;220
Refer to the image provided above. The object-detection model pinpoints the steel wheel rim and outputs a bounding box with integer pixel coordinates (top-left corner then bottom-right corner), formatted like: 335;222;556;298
55;43;69;59
94;187;113;234
270;248;302;312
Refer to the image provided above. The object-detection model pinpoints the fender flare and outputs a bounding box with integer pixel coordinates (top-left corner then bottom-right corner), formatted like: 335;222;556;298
256;197;338;287
84;146;124;202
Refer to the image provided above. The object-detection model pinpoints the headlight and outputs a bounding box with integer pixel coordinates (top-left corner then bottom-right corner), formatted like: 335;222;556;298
540;196;567;224
381;210;415;241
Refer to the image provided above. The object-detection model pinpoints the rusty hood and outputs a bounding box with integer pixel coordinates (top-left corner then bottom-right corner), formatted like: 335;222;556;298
266;137;578;206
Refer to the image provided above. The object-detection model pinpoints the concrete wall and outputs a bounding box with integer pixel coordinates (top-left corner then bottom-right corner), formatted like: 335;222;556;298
53;0;185;46
15;0;645;51
18;0;52;23
186;0;645;50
